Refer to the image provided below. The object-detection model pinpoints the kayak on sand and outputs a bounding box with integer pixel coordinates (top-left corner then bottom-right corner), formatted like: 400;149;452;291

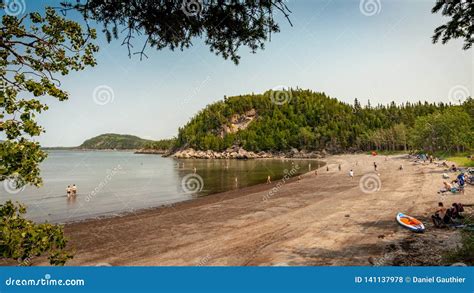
396;212;425;233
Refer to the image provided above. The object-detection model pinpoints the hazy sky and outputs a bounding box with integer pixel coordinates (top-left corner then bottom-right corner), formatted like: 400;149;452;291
5;0;473;146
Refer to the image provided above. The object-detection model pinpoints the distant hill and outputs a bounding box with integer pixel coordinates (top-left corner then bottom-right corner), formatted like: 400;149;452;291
79;134;151;150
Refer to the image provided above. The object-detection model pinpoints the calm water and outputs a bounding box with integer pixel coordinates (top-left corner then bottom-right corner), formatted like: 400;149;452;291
0;151;319;223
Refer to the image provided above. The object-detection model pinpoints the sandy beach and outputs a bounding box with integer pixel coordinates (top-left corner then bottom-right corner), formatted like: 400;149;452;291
37;154;472;266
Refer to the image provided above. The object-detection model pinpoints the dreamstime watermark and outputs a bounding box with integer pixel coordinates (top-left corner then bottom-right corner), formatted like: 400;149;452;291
359;173;381;194
197;253;211;266
5;274;85;287
3;0;26;16
95;262;112;266
3;175;26;195
181;173;204;194
359;0;382;16
370;247;402;266
19;256;33;266
262;162;300;201
270;85;292;105
183;75;211;105
450;262;467;267
85;165;122;202
448;85;470;105
181;0;203;17
92;85;115;105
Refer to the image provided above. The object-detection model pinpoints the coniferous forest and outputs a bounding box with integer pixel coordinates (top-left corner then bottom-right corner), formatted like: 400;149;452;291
172;89;473;154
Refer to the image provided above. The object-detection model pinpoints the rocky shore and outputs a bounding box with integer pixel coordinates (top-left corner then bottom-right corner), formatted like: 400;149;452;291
166;146;326;159
134;149;168;155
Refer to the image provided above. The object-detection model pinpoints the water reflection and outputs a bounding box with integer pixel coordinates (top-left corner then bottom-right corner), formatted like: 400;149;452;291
174;159;318;197
0;151;322;223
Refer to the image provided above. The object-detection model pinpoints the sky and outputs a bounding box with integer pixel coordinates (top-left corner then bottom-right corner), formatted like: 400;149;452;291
3;0;473;147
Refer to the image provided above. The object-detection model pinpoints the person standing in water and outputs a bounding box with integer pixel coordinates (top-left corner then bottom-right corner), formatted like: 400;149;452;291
72;184;77;196
66;185;71;198
267;175;271;184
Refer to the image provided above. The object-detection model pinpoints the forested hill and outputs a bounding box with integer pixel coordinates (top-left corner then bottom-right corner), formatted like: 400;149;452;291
175;89;474;153
79;134;151;150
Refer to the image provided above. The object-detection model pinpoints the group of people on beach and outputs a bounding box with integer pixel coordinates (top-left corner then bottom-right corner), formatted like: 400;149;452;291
66;184;78;198
432;202;465;228
310;158;382;180
429;157;473;228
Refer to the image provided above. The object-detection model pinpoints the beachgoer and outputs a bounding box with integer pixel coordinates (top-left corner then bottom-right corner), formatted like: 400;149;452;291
308;163;311;172
267;175;271;184
326;166;329;172
399;164;403;170
66;185;71;198
432;202;451;227
338;164;341;171
450;164;457;172
193;167;197;174
314;170;318;176
349;170;354;180
72;184;77;196
373;162;377;171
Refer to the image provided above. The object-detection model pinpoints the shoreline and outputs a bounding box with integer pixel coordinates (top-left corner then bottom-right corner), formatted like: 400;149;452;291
26;153;473;266
57;170;310;226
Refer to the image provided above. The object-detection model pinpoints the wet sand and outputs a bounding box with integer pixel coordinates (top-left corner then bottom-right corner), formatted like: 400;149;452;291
39;154;473;266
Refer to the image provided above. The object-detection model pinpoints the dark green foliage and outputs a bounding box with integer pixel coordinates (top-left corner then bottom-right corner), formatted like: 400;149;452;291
175;90;473;153
80;134;152;150
65;0;291;64
1;6;98;187
0;201;73;266
432;0;473;50
79;134;176;150
143;138;176;150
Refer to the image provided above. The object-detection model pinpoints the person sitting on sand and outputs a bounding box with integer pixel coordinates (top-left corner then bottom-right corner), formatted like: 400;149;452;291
432;202;451;228
438;181;453;193
72;184;77;196
66;185;71;198
450;164;457;172
399;164;403;170
451;203;464;220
